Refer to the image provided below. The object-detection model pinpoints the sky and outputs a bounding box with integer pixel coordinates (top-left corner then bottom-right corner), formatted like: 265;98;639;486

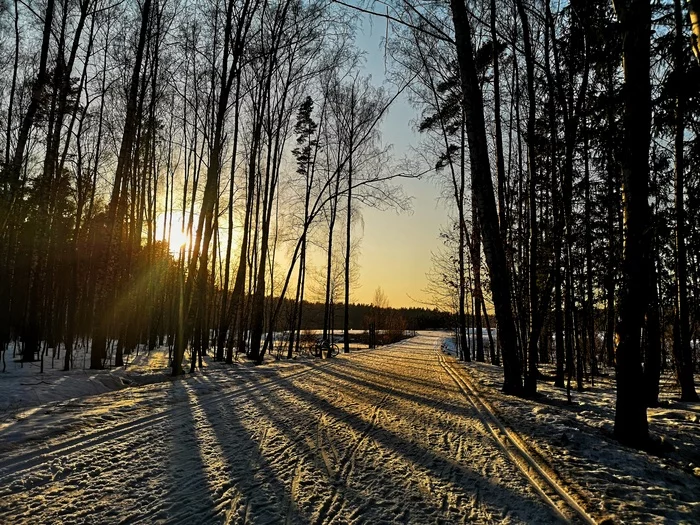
350;15;451;308
156;13;451;310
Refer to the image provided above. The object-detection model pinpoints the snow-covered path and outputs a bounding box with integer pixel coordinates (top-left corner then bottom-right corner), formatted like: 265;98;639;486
0;333;565;524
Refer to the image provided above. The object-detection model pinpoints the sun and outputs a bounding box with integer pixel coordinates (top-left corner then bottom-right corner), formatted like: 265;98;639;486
168;228;189;256
155;212;192;257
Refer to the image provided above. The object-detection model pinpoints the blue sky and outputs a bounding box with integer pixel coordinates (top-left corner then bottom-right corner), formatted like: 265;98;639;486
352;15;450;308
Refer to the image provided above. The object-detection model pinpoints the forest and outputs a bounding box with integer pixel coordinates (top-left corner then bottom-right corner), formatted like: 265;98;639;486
1;0;699;453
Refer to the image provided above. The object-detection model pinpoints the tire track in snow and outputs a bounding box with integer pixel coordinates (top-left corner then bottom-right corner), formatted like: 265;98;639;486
303;340;542;524
315;415;337;479
279;338;568;523
336;393;389;482
437;349;597;525
320;415;340;466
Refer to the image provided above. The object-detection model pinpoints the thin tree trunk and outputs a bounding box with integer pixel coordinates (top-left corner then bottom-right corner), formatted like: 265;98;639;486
516;0;539;396
473;203;484;362
673;0;699;401
490;0;506;236
545;3;565;388
3;0;55;211
343;91;354;355
482;297;497;364
216;77;241;361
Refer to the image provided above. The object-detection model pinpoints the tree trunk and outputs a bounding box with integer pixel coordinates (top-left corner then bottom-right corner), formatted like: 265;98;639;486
343;140;352;355
472;215;484;362
515;0;540;396
482;297;497;364
490;0;507;236
449;0;522;394
459;121;469;362
644;254;662;407
217;81;241;361
544;4;565;388
612;0;652;447
673;0;699;401
3;0;55;209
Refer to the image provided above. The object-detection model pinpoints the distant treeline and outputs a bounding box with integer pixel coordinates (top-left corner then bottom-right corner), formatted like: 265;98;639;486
285;302;455;332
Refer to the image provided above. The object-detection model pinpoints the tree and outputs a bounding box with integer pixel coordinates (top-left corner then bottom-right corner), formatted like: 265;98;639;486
448;0;522;394
612;0;652;448
288;95;319;358
671;0;699;401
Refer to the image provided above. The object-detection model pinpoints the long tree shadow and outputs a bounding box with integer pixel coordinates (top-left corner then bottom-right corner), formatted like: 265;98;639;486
460;361;700;522
198;371;458;523
280;373;565;522
133;344;699;524
137;380;221;524
282;357;698;523
316;362;484;422
131;374;310;524
195;370;322;524
206;365;567;524
184;359;554;523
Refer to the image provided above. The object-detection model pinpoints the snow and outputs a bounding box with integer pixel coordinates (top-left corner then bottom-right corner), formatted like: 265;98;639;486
0;332;697;523
0;338;369;416
442;337;700;524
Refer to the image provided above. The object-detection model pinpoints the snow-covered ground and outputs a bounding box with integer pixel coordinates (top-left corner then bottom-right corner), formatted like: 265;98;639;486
0;345;172;415
0;332;698;523
0;339;368;416
443;338;700;524
1;333;565;524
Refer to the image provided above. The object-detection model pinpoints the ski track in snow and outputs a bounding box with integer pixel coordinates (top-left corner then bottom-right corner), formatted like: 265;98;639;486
1;334;571;524
441;341;700;525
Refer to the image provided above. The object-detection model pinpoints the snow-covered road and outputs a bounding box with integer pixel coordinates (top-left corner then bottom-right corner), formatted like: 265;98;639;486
0;333;566;524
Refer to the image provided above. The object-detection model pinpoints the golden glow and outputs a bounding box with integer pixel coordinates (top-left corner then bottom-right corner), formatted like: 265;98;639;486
168;228;190;256
155;212;193;257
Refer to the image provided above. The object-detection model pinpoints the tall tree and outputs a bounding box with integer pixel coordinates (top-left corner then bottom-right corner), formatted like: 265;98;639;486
672;0;699;401
612;0;652;447
448;0;522;394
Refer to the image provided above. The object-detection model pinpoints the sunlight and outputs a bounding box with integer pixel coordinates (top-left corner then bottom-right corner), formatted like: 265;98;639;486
155;212;193;257
168;228;190;256
155;211;238;261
